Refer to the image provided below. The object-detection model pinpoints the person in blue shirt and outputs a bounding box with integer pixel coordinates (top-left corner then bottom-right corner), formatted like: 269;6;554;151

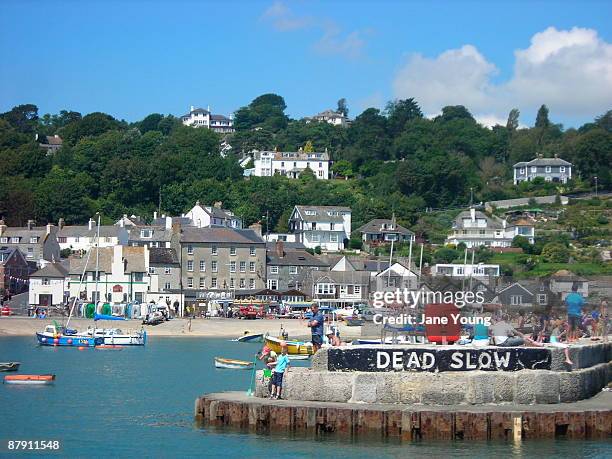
270;342;289;400
565;284;585;342
307;303;325;352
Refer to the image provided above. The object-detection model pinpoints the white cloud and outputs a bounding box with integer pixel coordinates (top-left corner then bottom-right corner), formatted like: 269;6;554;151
393;27;612;124
262;2;367;59
475;113;508;128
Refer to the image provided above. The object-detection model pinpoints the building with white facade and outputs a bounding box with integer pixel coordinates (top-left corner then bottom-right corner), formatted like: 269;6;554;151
183;201;242;229
252;149;330;180
305;110;349;127
513;155;572;185
447;208;535;248
57;218;129;253
432;263;501;278
28;262;69;307
288;205;351;251
181;106;234;133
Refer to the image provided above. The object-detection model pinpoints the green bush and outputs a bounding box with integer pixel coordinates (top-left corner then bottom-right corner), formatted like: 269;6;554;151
541;242;571;263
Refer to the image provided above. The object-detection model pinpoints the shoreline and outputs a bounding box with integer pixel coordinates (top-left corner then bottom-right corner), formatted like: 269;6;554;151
0;317;363;340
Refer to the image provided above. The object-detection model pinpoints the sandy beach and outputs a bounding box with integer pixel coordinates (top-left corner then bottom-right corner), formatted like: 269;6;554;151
0;317;364;340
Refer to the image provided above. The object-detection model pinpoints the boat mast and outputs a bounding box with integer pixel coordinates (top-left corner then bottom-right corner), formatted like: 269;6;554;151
65;238;95;329
94;213;101;313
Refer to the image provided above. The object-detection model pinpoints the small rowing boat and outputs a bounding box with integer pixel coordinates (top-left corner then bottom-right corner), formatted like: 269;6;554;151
214;357;254;369
4;374;55;385
0;362;20;372
236;333;264;343
264;335;313;356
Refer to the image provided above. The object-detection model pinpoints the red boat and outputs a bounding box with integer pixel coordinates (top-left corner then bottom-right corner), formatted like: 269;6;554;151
4;374;56;385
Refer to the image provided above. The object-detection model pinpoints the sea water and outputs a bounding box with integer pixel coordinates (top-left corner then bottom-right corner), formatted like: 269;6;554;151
0;336;609;458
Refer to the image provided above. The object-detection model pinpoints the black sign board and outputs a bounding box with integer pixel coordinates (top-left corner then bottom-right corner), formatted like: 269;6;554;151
327;347;551;372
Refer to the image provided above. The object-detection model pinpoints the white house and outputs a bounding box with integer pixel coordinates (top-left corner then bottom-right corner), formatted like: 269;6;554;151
183;201;242;229
374;262;418;291
432;263;501;278
28;262;69;307
513;155;572;185
57;218;129;253
252;149;330;180
305;109;349;127
68;245;150;304
288;205;351;251
447;208;535;248
181;106;234;133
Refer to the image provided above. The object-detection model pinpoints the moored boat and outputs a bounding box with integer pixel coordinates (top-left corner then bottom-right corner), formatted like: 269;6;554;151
88;326;147;345
0;362;20;372
214;357;254;369
36;325;103;347
345;317;364;326
264;335;313;356
236;333;264;343
4;374;55;385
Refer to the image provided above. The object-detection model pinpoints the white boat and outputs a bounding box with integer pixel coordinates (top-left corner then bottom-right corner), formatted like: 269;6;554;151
214;357;254;369
0;362;20;372
88;327;147;346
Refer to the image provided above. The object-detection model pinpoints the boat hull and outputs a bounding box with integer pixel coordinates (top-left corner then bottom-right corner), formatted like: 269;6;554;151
237;334;263;343
264;335;313;355
0;362;20;372
36;333;102;347
100;335;146;345
214;358;254;369
4;374;55;385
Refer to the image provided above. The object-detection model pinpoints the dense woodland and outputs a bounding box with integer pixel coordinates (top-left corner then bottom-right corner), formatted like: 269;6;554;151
0;95;610;242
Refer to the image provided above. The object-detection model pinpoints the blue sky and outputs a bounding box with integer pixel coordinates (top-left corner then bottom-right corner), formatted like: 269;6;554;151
1;0;611;127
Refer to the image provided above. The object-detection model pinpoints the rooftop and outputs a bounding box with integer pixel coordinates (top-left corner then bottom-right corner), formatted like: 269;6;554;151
180;227;265;244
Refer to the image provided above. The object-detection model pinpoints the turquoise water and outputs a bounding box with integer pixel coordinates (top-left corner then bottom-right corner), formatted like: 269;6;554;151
0;336;610;458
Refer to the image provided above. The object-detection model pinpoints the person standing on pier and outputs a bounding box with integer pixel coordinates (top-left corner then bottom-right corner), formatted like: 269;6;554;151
307;303;324;352
565;284;585;343
270;342;289;400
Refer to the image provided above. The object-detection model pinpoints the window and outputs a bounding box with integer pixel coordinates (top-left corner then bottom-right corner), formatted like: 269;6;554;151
187;245;193;255
270;266;279;274
199;277;205;289
150;241;159;248
141;229;152;238
74;237;80;243
148;267;156;274
249;261;256;273
211;246;218;255
239;278;245;288
230;261;236;273
531;166;537;173
479;230;486;235
132;272;143;282
330;234;338;242
289;266;298;274
134;292;144;303
30;237;38;243
249;279;255;289
11;237;20;243
0;237;8;243
560;166;566;173
510;295;523;305
250;246;256;256
199;260;206;272
229;278;235;289
164;267;171;274
212;261;218;272
545;166;551;173
538;294;547;304
311;234;320;242
239;261;246;272
316;283;335;295
354;285;361;295
43;278;49;285
330;223;335;230
230;247;236;256
519;168;525;174
27;247;34;258
211;278;217;288
164;282;171;290
187;260;194;272
319;162;322;167
267;279;278;290
187;277;193;288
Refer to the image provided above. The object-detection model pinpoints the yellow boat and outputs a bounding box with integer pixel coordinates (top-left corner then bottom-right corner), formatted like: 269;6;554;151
264;335;313;356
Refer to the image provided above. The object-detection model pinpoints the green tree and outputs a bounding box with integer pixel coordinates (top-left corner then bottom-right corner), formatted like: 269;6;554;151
1;104;39;133
535;104;550;129
337;98;348;117
385;98;423;137
506;108;520;131
541;242;570;263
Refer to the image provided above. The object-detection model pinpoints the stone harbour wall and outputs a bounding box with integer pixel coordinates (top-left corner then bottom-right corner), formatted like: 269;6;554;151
255;362;612;405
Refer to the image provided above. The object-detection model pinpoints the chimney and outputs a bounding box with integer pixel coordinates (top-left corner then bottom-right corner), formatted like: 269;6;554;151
276;241;284;258
214;201;222;209
88;218;95;231
0;219;6;236
249;222;262;237
119;218;124;228
58;218;65;229
27;219;35;230
46;223;53;235
165;216;172;230
153;211;158;220
190;105;194;112
195;200;200;207
470;208;476;222
554;153;558;158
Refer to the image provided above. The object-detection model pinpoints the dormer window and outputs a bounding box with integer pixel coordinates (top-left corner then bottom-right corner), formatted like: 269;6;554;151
305;210;316;216
30;237;38;243
140;229;152;238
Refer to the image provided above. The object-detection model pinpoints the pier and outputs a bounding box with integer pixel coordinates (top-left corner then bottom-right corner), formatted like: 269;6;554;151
195;391;612;440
